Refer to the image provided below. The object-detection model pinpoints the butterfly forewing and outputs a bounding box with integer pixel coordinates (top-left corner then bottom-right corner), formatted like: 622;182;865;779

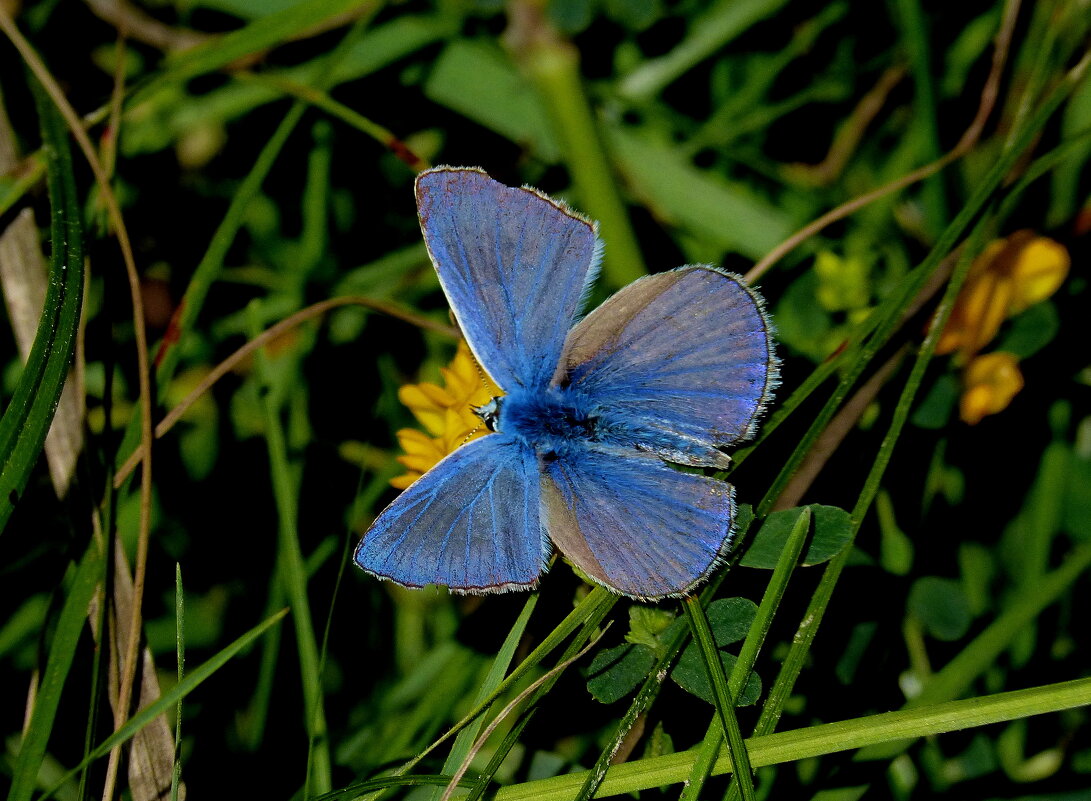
355;435;546;593
416;167;599;392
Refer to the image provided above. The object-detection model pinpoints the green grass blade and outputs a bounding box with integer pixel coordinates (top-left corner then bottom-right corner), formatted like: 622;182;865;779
683;596;755;801
856;541;1091;760
705;507;812;801
432;594;540;800
0;78;84;533
113;17;373;476
462;593;616;801
171;563;185;801
490;678;1091;800
131;0;379;104
753;48;1091;520
369;586;616;800
247;301;330;795
574;568;734;801
748;222;989;754
519;40;646;286
893;0;947;234
38;608;288;801
617;0;791;101
8;538;104;801
732;53;1091;779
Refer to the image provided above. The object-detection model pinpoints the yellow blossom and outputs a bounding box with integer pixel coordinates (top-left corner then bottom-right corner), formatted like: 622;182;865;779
934;230;1067;425
390;341;502;489
937;231;1069;362
960;352;1024;425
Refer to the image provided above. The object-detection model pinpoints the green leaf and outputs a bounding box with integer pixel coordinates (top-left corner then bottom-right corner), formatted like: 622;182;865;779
877;491;914;575
672;649;762;707
424;40;560;162
703;598;758;647
996;301;1060;359
908;576;973;642
586;643;657;704
616;0;792;100
154;0;378;90
625;606;676;650
1063;452;1091;541
739;505;853;569
608;127;793;261
773;272;836;362
911;374;959;430
186;0;307;21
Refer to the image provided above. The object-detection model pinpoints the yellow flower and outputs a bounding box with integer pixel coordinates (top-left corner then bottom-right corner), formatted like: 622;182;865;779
390;341;502;489
937;231;1069;362
933;231;1067;425
960;352;1024;425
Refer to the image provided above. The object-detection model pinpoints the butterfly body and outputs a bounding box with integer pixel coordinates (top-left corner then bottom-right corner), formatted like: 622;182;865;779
354;167;777;600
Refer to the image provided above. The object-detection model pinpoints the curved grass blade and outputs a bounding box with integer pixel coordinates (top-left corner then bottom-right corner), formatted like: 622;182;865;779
8;538;104;801
429;594;539;800
37;608;288;801
490;678;1091;800
573;567;734;801
0;78;84;533
683;595;755;800
461;596;616;801
130;0;379;105
690;507;812;801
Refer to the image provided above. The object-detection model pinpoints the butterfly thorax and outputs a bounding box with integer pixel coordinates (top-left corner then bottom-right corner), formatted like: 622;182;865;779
485;386;606;456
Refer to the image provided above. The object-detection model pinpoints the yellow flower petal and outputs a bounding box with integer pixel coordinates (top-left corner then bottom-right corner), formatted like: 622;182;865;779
958;271;1013;360
395;428;438;455
960;351;1024;425
397;384;448;435
398;452;443;473
389;473;418;490
937;232;1068;361
1008;237;1069;314
389;339;505;488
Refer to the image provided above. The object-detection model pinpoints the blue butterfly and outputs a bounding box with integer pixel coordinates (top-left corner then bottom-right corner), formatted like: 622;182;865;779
354;167;777;600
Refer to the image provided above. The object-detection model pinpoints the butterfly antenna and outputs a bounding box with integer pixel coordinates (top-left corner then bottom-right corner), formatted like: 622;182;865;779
461;348;497;446
469;346;491;394
459;422;484;447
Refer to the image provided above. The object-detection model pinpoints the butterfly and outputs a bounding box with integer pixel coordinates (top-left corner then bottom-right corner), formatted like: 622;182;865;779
354;167;777;600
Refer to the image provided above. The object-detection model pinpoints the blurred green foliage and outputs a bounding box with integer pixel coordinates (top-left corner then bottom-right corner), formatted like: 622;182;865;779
0;0;1090;800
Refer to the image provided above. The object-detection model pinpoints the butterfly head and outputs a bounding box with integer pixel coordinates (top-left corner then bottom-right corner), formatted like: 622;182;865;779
472;397;503;432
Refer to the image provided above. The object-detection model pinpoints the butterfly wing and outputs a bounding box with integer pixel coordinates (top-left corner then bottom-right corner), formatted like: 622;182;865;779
542;447;735;600
355;434;546;593
555;266;776;467
416;167;600;391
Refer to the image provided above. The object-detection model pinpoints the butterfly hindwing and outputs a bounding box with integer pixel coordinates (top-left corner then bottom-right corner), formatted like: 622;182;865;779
416;167;600;392
355;434;546;593
541;446;736;600
555;266;776;466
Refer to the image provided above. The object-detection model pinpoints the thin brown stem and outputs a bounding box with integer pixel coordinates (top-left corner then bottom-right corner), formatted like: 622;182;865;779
787;64;907;187
113;296;459;487
439;631;606;801
744;0;1021;284
0;11;154;801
